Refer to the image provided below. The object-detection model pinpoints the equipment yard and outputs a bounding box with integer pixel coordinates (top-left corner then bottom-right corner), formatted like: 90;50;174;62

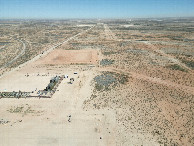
0;18;194;146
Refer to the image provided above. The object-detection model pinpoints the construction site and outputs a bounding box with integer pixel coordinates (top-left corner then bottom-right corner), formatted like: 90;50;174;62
0;18;194;146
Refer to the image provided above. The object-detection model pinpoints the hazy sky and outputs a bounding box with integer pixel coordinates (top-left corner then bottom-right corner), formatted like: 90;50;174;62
0;0;194;19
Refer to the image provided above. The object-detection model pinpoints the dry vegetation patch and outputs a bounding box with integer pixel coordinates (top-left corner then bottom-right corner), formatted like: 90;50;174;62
7;104;43;116
84;74;194;145
93;71;128;91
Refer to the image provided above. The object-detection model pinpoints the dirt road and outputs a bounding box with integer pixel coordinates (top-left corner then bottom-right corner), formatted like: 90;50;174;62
135;40;192;71
103;24;118;40
0;24;117;146
2;39;26;68
98;67;194;94
0;25;95;79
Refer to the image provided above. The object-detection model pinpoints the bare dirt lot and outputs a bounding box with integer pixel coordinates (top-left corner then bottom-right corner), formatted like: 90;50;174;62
36;49;99;65
0;66;116;146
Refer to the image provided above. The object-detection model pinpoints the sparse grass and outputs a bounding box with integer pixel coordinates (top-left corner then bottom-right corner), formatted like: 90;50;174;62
182;60;194;69
102;51;117;56
8;106;24;113
7;105;43;116
95;83;104;91
2;19;194;146
93;71;128;91
100;59;114;66
117;73;128;84
0;119;10;125
73;63;90;65
158;141;163;144
166;64;187;72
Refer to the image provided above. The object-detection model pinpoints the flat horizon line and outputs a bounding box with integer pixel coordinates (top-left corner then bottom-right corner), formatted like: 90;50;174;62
1;16;194;21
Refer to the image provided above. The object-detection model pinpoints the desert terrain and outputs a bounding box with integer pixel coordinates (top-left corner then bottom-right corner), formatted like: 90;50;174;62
0;18;194;146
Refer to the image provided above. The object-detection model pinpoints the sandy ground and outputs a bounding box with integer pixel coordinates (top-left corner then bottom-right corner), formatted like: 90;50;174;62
1;22;193;146
0;63;116;146
36;49;99;65
0;40;116;146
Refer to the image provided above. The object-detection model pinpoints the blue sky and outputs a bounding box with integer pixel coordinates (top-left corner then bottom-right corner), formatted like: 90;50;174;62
0;0;194;19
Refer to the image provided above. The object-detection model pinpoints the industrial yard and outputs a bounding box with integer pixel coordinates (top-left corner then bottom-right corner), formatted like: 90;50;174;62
0;18;194;146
